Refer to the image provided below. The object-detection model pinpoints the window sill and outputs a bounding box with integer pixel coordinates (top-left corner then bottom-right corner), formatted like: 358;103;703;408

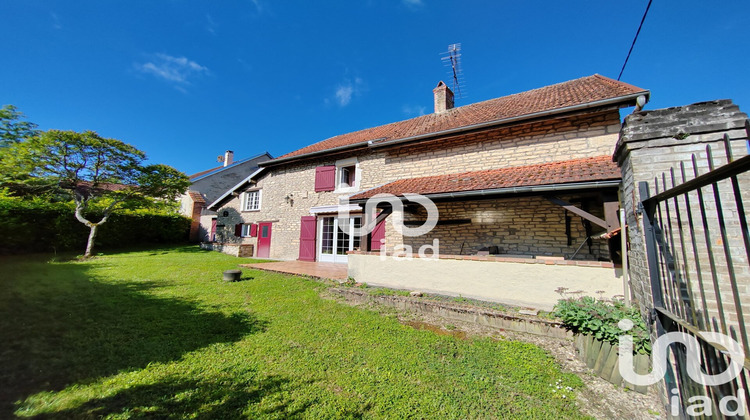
334;186;359;194
242;209;261;213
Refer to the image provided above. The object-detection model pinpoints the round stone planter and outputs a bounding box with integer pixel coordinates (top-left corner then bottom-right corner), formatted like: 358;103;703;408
223;269;242;282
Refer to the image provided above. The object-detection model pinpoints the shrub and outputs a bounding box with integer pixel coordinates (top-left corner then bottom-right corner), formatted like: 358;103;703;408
0;197;190;254
554;296;651;355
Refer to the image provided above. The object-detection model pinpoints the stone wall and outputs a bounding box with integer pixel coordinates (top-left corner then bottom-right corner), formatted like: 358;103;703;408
382;111;621;179
213;150;388;260
615;100;749;330
394;195;610;260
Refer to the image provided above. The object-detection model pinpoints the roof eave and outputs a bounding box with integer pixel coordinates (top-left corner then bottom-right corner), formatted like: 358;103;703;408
349;179;622;204
258;141;371;168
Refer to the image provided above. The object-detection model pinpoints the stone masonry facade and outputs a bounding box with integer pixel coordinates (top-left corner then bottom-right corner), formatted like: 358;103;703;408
214;109;624;261
397;196;609;259
383;111;621;179
615;99;750;332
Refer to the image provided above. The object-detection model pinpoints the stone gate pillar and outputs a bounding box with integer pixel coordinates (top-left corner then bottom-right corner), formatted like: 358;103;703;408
614;99;748;319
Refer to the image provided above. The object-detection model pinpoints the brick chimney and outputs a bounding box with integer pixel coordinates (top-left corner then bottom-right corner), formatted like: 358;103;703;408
223;150;234;167
433;81;454;113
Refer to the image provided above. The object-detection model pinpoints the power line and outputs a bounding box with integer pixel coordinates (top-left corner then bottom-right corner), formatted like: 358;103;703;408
617;0;653;81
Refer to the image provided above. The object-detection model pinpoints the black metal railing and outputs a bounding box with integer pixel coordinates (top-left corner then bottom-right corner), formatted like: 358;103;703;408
639;129;750;418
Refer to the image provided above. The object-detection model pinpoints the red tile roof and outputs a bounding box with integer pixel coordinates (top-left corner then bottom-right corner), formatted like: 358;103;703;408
73;181;130;193
349;156;621;200
275;75;647;161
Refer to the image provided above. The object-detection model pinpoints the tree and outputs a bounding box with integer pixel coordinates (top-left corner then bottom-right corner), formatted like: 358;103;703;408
0;104;39;148
3;130;190;257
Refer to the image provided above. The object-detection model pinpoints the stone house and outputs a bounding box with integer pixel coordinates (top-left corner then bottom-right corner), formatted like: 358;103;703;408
207;75;650;308
180;150;272;242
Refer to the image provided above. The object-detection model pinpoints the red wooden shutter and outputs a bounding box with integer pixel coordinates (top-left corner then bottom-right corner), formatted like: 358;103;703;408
370;215;386;251
298;216;317;261
250;223;258;237
314;166;336;192
234;223;242;237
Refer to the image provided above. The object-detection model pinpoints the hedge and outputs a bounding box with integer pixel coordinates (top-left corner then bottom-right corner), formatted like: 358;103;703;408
0;197;191;254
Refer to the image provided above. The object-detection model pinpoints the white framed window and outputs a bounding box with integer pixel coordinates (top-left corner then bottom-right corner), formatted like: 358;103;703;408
241;224;252;237
335;158;360;192
243;190;261;211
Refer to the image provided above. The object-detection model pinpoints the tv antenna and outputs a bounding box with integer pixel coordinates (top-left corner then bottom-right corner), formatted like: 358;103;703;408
440;43;465;99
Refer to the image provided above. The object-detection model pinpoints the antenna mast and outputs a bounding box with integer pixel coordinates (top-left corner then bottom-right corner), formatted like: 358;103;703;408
440;43;465;99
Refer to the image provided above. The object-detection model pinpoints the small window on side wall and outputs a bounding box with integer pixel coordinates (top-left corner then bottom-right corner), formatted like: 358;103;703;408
241;224;254;237
339;165;356;188
243;190;261;211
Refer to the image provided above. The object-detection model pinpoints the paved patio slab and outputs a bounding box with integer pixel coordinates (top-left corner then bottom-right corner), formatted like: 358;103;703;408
240;261;348;281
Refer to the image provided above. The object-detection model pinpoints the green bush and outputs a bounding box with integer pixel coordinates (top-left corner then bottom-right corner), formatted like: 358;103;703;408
554;296;652;355
0;197;190;254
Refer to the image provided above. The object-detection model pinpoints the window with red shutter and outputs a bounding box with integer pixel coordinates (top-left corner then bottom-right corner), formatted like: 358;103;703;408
314;166;336;192
250;223;258;237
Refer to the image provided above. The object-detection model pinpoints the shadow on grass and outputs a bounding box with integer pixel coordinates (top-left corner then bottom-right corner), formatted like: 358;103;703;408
0;258;265;418
26;374;317;419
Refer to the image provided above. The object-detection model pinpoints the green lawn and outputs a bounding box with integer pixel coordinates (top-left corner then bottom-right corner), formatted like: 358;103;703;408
1;246;586;419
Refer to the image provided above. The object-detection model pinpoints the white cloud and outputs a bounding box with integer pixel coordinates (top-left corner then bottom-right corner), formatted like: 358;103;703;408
51;12;62;30
335;85;354;106
206;14;217;35
136;54;209;85
402;104;427;117
250;0;263;13
333;77;364;107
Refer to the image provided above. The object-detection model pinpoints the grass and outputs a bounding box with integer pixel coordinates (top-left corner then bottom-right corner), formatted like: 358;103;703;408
1;246;587;419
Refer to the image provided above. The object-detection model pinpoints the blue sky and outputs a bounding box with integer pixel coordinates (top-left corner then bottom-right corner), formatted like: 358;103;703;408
2;1;748;175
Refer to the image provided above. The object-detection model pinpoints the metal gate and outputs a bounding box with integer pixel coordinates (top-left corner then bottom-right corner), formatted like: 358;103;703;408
639;130;750;418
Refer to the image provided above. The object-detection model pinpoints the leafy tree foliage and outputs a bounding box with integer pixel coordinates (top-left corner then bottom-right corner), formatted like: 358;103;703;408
2;130;190;257
0;104;39;147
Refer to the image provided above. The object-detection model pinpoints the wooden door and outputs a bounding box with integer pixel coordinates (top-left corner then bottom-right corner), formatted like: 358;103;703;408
257;222;272;258
298;216;317;261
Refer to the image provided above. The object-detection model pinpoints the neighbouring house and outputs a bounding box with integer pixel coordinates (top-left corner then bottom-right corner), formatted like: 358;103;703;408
207;75;650;309
180;150;272;242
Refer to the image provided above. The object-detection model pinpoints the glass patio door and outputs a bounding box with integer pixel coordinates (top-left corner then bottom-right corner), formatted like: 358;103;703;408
318;216;361;263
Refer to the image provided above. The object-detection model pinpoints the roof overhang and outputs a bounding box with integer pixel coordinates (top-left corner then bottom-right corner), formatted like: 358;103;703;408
308;204;363;214
207;167;266;210
348;180;621;205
